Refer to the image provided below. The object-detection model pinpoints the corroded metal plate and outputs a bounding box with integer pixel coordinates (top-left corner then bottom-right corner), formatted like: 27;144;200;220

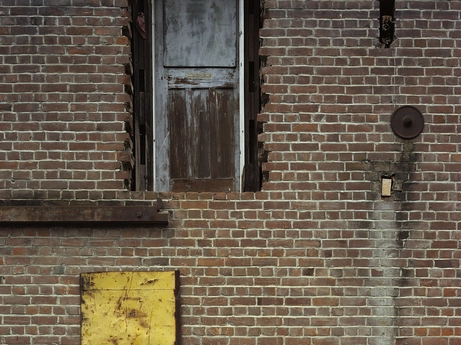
390;106;424;139
81;271;179;345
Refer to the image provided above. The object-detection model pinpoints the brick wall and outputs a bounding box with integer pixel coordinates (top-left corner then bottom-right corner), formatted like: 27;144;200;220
1;1;461;345
0;0;133;202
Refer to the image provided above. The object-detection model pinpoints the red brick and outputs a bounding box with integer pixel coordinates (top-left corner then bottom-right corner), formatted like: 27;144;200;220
1;2;461;345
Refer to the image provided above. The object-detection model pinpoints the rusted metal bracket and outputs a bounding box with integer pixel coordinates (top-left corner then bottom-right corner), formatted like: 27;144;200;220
0;200;168;225
390;105;425;140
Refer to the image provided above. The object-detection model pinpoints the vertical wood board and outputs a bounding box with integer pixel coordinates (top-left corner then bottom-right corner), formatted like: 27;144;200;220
168;88;235;180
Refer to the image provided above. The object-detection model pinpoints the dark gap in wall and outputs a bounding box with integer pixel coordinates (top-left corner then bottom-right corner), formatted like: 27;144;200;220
122;20;134;190
249;120;255;164
243;0;263;192
130;0;153;191
140;124;146;165
397;230;409;245
248;61;255;92
122;25;131;40
139;69;145;92
379;0;396;48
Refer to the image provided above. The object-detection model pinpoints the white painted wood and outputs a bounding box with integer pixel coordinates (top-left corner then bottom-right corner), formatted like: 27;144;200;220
154;0;170;192
153;0;242;192
163;0;237;67
238;0;244;192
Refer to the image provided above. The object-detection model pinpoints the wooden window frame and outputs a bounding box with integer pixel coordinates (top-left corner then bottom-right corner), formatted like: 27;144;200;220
131;0;261;192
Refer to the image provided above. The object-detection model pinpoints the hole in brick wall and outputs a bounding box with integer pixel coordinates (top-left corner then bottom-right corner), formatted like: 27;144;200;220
124;63;133;78
261;92;269;109
260;147;269;184
124;114;133;133
397;230;409;242
261;169;269;184
124;83;133;95
379;0;396;48
122;25;132;40
396;230;410;248
400;268;413;278
303;268;315;276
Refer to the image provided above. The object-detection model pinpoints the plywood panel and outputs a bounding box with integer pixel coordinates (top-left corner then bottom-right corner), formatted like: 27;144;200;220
81;271;178;345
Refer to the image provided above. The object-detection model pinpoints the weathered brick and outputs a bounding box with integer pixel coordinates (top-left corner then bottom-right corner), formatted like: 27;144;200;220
1;1;461;345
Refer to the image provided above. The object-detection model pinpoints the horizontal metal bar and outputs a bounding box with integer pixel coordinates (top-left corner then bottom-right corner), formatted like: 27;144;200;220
0;205;168;225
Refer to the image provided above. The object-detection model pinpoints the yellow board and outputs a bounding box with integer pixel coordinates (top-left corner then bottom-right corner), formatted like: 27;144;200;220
81;271;178;345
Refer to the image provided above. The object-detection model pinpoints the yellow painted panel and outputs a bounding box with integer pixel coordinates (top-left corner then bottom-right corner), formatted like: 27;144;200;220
82;271;177;291
81;271;178;345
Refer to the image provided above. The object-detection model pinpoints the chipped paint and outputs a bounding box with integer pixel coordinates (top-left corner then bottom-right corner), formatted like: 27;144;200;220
81;271;178;345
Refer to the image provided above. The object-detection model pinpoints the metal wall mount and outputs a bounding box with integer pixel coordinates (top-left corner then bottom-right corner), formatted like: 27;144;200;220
390;106;425;140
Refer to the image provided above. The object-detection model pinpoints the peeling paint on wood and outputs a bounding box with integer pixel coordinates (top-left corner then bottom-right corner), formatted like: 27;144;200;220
155;0;240;192
81;271;179;345
164;0;237;67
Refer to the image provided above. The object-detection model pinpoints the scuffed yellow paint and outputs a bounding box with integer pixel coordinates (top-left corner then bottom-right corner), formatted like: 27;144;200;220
81;271;177;345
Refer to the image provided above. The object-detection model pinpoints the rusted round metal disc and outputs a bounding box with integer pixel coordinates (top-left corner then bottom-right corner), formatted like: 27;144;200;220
390;106;424;139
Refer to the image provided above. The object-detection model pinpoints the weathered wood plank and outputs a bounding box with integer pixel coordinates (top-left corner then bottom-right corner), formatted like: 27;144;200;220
169;90;188;179
0;205;168;225
163;0;237;67
171;178;234;192
192;89;211;178
211;88;235;179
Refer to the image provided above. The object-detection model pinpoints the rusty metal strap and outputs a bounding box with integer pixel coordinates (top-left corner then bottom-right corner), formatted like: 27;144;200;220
0;204;168;225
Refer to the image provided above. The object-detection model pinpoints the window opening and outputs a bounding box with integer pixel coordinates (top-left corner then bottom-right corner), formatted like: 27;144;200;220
131;0;262;192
